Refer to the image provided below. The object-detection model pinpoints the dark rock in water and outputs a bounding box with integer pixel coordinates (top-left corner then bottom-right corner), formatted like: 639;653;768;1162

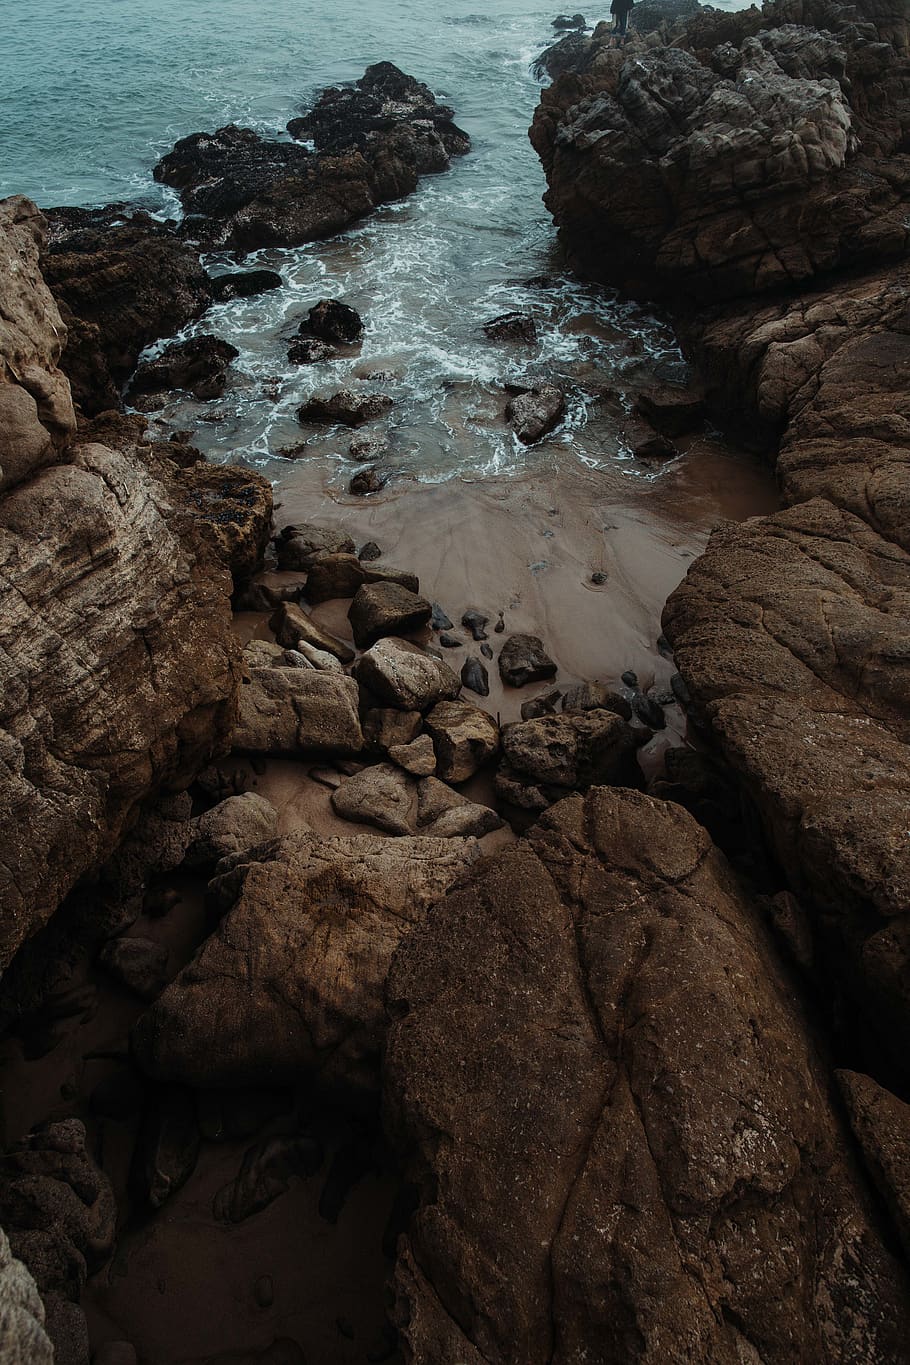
358;540;382;561
460;658;490;697
439;632;461;648
634;432;678;460
499;634;557;687
299;388;392;427
635;383;705;437
632;690;667;729
154;64;469;253
552;12;587;28
506;384;565;444
302;298;364;346
127;334;239;404
287;336;335;365
349;464;389;495
131;1087;200;1209
276;522;355;570
462;609;488;640
98;937;169;1002
521;689;562;721
42;206;212;415
213;1135;324;1223
431;603;454;631
348;582;432;649
480;641;493;660
621;669;638;687
349;433;388;461
483;311;538;344
590;570;608;584
210;268;282;301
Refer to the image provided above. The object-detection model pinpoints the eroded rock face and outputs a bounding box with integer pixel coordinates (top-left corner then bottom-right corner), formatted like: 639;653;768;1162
384;787;910;1364
154;64;469;253
0;437;240;964
132;831;481;1097
42;206;212;414
0;197;76;493
171;461;273;586
530;0;910;304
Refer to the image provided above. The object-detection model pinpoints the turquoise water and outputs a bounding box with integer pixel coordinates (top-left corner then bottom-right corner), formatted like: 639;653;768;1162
1;0;751;485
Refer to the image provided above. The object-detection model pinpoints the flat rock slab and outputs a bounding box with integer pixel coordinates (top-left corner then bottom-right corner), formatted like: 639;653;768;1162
131;831;481;1097
233;668;363;756
384;787;910;1363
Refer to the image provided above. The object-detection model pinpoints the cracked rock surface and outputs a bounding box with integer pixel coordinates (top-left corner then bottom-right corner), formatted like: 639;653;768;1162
384;787;910;1364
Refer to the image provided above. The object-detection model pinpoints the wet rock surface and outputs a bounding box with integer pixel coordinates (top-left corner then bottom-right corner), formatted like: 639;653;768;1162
126;334;239;405
385;787;910;1363
154;63;469;252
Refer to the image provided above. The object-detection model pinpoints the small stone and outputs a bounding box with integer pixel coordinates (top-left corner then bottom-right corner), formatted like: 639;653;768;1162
424;701;500;782
210;269;282;302
439;633;462;648
521;689;562;720
431;604;454;631
494;612;505;633
483;311;537;344
303;298;364;346
288;337;335;365
359;541;382;561
349;434;388;462
298;389;392;427
506;385;565;444
461;658;490;697
349;465;389;496
632;691;666;729
480;642;493;660
591;571;608;585
389;735;437;777
362;708;423;752
269;601;355;663
562;682;632;720
98;938;169;1003
462;609;488;640
305;553;367;603
621;670;638;687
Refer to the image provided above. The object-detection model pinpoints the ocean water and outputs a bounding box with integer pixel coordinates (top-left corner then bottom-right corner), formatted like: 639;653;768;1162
1;0;754;485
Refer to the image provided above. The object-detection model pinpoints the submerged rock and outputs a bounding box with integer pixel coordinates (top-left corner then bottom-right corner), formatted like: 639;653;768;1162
209;268;283;301
298;388;393;427
301;298;364;346
506;384;565;444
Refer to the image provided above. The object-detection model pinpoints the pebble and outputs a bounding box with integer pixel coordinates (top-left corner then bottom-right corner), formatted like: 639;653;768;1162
461;658;490;697
358;541;382;561
462;609;489;640
591;571;608;585
439;632;462;648
494;612;505;633
621;670;638;687
431;603;454;631
480;642;493;660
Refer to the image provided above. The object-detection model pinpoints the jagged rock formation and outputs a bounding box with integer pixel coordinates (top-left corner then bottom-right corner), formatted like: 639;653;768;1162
531;0;910;1084
384;787;910;1363
41;206;212;414
154;63;470;252
0;198;245;964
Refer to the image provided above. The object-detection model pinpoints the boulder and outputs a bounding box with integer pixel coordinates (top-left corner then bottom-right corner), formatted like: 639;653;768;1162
498;633;558;687
424;701;500;783
0;1227;53;1365
499;708;636;799
300;299;364;346
506;385;565;443
331;762;416;835
287;336;335;365
0;197;75;493
384;787;910;1363
275;522;355;569
182;791;278;867
209;269;283;301
126;334;239;405
298;389;392;427
362;707;423;753
415;777;504;839
354;637;461;711
171;461;273;586
348;581;432;648
303;551;367;602
268;601;354;663
234;668;363;756
42;206;212;414
131;830;480;1096
98;937;170;1002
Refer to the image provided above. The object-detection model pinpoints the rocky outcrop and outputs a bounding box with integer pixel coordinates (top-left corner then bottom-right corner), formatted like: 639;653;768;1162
384;787;910;1363
0;200;242;965
0;197;76;494
530;0;910;303
132;830;481;1098
154;64;469;252
41;207;212;414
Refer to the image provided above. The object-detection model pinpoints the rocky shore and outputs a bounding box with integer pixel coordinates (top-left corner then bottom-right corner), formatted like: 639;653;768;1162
1;19;909;1365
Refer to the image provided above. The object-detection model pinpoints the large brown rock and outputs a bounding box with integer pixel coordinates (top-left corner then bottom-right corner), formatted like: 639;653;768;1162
384;787;910;1363
0;197;76;493
233;668;363;756
348;581;432;648
132;830;481;1097
354;637;461;711
0;438;240;964
171;462;273;586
